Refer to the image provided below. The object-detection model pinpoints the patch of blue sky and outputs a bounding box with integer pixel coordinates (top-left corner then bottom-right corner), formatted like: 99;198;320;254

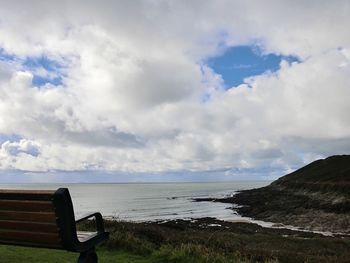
7;145;40;157
31;73;63;87
207;45;300;89
23;56;64;86
0;133;22;144
0;48;16;61
0;47;64;87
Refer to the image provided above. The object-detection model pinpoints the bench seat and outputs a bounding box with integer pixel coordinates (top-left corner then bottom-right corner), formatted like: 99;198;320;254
0;188;109;263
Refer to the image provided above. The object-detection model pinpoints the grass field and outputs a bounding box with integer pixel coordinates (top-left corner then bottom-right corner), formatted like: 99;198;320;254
1;218;349;263
0;245;151;263
0;244;253;263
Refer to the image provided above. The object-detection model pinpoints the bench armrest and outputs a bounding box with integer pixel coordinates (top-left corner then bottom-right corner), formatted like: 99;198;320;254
76;212;105;233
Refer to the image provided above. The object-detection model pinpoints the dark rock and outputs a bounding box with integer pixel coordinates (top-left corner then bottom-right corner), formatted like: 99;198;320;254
216;155;350;233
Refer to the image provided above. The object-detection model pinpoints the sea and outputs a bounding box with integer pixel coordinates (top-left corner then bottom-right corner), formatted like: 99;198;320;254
0;181;270;222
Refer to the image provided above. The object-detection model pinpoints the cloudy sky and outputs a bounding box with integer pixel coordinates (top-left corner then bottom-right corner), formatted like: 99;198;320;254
0;0;350;182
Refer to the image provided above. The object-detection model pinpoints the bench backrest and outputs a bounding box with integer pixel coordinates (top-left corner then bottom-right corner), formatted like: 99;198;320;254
0;188;77;249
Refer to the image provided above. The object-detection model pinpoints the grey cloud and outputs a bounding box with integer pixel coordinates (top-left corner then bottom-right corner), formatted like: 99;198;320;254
0;1;349;176
65;128;144;148
251;148;283;160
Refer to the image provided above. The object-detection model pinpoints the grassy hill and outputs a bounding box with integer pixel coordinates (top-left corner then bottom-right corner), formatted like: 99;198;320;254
220;155;350;233
273;155;350;195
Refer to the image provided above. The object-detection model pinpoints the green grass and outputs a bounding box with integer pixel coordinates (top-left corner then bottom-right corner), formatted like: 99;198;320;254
1;218;348;263
0;244;253;263
0;245;151;263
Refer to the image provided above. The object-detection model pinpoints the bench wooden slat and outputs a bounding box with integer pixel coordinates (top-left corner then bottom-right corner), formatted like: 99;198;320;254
0;190;55;201
0;230;61;246
0;220;58;233
0;200;54;212
0;211;56;223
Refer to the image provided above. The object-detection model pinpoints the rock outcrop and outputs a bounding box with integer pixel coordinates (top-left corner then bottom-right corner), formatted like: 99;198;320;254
220;155;350;233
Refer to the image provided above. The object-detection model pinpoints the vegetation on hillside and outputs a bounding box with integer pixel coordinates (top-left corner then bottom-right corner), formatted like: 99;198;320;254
273;155;350;195
213;155;350;233
81;218;349;263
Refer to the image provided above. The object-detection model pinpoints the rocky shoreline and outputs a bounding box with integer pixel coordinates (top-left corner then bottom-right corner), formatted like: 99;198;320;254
195;186;350;234
195;155;350;234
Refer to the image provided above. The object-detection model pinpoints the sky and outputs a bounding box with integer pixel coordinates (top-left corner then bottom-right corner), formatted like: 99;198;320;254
0;0;350;182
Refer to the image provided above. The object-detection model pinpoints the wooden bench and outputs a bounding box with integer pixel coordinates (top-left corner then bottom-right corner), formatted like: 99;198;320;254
0;188;109;263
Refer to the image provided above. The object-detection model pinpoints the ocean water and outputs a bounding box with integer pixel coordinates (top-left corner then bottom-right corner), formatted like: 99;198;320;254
0;181;270;222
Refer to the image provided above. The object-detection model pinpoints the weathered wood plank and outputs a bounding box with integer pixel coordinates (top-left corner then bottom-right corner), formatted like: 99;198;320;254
0;220;58;233
0;211;56;223
0;190;55;201
0;230;61;245
0;200;54;212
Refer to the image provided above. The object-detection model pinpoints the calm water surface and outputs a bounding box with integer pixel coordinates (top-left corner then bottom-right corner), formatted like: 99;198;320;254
0;182;270;221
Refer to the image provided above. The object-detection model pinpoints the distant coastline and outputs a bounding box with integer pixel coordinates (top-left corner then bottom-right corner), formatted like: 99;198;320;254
0;181;269;222
196;155;350;234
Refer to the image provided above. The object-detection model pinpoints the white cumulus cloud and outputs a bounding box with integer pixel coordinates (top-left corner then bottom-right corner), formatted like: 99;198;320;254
0;0;349;179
